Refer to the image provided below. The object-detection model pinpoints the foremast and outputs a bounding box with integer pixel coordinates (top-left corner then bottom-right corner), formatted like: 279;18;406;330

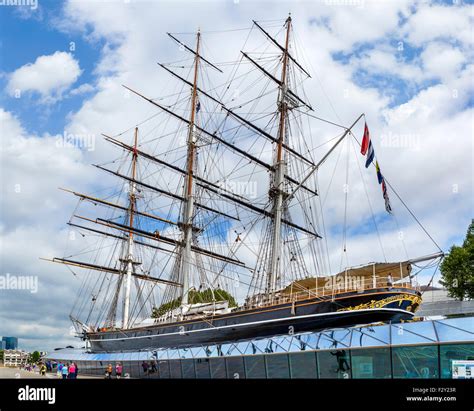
122;127;139;329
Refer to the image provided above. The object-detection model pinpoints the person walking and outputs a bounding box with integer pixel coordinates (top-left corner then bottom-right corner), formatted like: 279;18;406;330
141;361;149;376
40;364;46;377
57;363;63;379
61;363;69;379
150;360;157;374
105;363;113;379
74;363;79;379
115;363;123;379
68;363;76;379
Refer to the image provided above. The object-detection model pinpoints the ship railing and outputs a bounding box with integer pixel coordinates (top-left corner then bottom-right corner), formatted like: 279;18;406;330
242;278;418;310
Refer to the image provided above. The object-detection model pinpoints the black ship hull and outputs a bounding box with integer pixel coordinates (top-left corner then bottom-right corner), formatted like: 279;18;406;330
88;287;421;352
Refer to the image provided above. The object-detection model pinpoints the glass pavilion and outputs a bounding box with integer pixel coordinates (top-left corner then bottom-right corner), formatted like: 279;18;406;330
45;317;474;379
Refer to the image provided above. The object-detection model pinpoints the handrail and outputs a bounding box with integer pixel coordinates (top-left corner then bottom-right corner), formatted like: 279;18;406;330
241;279;419;311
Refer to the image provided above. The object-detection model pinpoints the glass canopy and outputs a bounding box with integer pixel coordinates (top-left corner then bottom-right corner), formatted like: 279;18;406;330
45;317;473;362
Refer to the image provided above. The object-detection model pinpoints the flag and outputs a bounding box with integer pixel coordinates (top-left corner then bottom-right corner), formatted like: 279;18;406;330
360;123;370;155
375;161;383;184
381;179;392;214
365;140;375;168
196;101;201;113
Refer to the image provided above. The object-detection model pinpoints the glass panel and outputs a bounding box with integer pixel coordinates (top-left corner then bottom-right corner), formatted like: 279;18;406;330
244;355;266;379
215;344;226;357
289;335;307;352
226;357;245;379
289;352;317;379
179;348;194;359
203;346;216;357
440;344;474;379
168;349;180;360
169;360;182;379
130;360;141;378
156;350;168;360
221;343;235;356
351;325;390;348
264;340;277;354
435;320;474;343
265;354;290;379
391;322;437;346
209;358;226;379
317;350;351;379
272;336;291;352
331;330;352;347
193;347;207;358
137;352;150;361
181;359;196;379
194;358;211;379
234;342;249;355
158;360;170;379
439;317;474;334
351;348;391;379
318;331;350;350
127;352;138;361
299;333;319;350
251;340;267;354
392;345;439;378
241;342;256;355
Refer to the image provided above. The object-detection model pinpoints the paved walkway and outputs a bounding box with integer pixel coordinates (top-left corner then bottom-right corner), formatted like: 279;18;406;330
0;366;99;379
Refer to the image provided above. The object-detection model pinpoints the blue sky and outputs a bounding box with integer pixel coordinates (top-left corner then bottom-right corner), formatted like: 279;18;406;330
0;1;101;135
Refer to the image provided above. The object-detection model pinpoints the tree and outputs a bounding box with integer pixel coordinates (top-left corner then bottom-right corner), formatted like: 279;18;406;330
440;220;474;300
28;351;41;364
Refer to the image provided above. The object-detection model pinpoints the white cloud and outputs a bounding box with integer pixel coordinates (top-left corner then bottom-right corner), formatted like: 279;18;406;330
6;51;82;103
403;4;472;47
421;42;467;82
349;48;424;83
69;82;95;96
0;108;101;350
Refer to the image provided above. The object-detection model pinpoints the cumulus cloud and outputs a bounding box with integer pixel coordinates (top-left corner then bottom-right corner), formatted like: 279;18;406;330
421;42;467;82
6;51;82;103
403;3;472;47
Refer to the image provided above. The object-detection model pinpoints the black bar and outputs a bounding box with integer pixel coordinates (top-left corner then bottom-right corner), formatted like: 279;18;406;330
0;379;470;410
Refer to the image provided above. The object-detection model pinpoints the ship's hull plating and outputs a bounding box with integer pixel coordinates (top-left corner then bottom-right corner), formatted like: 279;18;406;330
88;287;421;352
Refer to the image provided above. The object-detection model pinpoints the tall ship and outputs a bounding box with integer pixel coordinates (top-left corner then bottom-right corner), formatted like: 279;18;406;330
45;17;443;353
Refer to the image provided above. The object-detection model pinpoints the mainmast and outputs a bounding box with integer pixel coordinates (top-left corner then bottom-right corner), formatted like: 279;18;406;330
122;126;139;329
180;30;201;306
267;16;291;294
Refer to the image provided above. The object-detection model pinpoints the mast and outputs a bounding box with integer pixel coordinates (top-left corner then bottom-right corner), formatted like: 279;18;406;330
181;29;201;306
267;16;291;295
122;126;138;329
